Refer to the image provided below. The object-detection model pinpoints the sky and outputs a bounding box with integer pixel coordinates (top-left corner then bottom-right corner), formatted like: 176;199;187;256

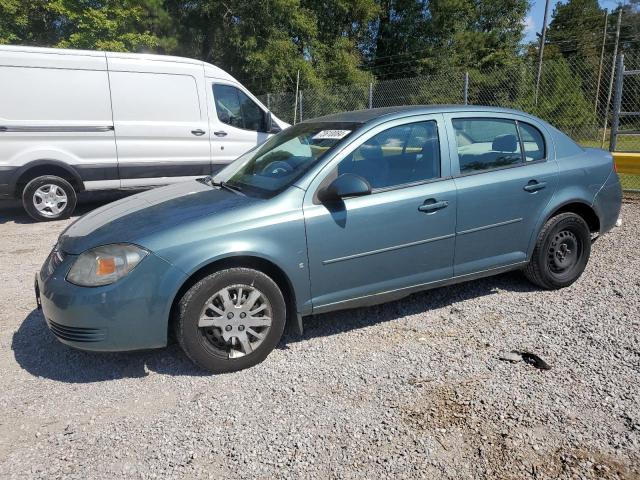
523;0;626;43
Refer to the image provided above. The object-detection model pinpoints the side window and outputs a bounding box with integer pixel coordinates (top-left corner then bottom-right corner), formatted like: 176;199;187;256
213;84;266;132
519;122;546;161
110;72;201;122
338;121;440;190
452;118;522;174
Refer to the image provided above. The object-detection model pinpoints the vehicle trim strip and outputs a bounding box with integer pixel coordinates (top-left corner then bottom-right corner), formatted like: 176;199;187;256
457;217;523;235
0;125;114;133
322;233;455;265
313;261;528;313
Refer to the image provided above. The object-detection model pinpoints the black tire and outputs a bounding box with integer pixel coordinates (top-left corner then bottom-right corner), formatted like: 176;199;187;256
21;175;77;222
524;212;591;289
176;268;287;373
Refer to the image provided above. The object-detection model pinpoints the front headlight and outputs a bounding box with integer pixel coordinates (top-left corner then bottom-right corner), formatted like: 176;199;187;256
67;244;148;287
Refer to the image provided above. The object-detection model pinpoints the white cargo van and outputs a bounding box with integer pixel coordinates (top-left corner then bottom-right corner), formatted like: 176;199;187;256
0;45;287;221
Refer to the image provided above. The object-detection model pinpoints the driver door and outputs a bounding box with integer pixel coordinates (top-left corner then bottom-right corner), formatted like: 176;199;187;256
303;116;457;312
207;81;270;170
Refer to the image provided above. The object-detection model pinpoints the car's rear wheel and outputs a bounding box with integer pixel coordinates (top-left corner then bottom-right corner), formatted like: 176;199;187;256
524;212;591;289
22;175;77;222
176;268;286;373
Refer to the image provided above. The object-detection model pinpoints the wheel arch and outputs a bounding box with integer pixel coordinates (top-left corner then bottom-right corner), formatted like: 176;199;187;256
12;160;84;197
167;254;298;341
527;198;600;260
547;201;600;233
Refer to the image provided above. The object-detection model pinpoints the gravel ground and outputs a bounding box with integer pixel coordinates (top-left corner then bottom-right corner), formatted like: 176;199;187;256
0;194;639;479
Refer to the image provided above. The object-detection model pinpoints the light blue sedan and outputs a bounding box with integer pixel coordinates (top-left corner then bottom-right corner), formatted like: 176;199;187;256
35;106;622;373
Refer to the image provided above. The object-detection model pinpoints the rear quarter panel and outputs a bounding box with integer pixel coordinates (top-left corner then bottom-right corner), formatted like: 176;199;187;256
526;133;615;257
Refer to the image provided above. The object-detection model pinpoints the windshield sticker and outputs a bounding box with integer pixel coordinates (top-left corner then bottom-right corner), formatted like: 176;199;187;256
312;130;352;140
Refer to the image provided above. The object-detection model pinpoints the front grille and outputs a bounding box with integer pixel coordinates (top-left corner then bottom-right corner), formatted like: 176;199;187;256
47;319;106;343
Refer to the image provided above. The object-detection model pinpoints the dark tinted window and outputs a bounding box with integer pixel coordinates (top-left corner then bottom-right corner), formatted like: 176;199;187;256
213;84;266;132
338;121;440;189
452;118;522;173
519;122;546;161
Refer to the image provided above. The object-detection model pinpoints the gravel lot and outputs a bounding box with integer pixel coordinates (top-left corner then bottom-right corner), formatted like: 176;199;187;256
0;194;638;479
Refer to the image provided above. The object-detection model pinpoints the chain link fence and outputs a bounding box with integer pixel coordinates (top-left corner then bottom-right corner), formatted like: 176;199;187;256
258;52;640;191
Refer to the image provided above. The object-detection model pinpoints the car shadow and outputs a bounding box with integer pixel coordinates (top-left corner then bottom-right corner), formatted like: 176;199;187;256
279;271;539;346
12;309;208;382
0;190;145;224
12;271;537;383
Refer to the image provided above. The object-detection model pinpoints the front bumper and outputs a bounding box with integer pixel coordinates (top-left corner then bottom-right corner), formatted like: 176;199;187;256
36;249;187;352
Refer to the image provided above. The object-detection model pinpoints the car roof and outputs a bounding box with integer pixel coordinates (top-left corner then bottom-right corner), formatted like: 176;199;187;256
305;105;538;125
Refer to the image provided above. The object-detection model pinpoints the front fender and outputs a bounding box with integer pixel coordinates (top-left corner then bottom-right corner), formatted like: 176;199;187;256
142;189;312;316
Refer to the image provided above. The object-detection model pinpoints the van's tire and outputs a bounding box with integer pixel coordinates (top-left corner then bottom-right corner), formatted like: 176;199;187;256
176;268;287;374
22;175;77;222
524;212;591;290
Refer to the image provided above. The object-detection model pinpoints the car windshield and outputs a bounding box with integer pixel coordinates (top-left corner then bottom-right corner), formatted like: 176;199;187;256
213;122;361;198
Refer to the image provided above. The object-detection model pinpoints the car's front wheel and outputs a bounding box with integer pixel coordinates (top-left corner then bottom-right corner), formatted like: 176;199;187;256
22;175;77;222
176;268;287;373
524;212;591;289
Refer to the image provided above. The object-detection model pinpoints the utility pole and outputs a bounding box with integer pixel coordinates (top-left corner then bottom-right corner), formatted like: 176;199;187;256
594;9;609;115
601;8;623;147
534;0;551;106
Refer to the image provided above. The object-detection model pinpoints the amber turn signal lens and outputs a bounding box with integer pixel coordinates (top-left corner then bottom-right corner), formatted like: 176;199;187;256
96;257;116;276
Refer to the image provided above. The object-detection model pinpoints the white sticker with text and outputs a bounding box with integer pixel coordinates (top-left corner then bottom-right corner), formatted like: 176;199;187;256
312;130;351;140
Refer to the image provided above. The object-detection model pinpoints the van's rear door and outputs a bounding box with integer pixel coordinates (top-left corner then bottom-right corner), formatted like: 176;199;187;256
107;55;211;187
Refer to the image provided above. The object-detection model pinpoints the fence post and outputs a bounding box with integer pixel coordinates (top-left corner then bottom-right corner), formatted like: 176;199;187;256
534;0;551;105
266;93;271;111
463;72;469;105
369;82;373;109
293;69;300;124
299;91;303;122
601;8;623;147
609;54;624;152
594;9;609;114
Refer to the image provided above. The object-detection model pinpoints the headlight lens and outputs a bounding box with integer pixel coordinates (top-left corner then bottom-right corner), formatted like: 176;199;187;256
67;244;148;287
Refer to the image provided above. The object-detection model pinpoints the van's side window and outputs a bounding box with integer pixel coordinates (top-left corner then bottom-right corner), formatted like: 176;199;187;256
110;72;201;122
452;118;522;174
213;84;266;132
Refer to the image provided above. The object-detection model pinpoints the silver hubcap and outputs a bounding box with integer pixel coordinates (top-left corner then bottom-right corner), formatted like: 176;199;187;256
33;184;67;217
198;284;272;359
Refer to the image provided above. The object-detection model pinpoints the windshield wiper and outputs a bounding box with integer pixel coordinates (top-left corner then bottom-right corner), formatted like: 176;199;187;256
209;178;245;196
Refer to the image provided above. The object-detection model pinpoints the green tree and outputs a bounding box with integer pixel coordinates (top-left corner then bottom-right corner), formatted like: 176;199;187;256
0;0;176;52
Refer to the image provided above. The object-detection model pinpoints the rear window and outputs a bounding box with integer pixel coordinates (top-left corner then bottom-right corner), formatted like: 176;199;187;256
452;118;523;173
519;122;546;161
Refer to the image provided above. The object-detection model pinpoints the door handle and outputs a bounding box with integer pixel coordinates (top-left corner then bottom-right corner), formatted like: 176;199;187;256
213;130;228;137
191;129;206;136
418;200;449;213
523;180;547;193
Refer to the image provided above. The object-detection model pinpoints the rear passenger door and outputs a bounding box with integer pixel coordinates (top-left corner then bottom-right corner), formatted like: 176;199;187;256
445;114;558;276
207;82;270;169
108;65;211;187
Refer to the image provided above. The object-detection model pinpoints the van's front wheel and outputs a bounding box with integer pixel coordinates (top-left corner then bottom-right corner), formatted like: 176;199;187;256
22;175;77;222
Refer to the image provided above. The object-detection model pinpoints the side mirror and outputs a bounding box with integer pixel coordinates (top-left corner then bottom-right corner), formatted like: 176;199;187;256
265;111;281;134
318;173;371;203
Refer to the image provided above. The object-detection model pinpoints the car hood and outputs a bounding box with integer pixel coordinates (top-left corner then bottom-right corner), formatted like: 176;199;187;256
59;181;261;254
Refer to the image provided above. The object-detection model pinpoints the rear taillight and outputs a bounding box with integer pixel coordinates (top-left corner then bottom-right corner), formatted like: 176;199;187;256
613;161;618;173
